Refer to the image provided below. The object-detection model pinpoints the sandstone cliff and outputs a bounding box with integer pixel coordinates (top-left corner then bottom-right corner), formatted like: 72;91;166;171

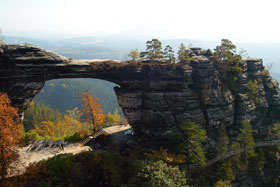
1;44;280;148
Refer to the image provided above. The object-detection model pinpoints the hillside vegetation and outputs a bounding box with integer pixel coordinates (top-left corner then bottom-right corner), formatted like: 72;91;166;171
2;38;280;186
34;78;123;115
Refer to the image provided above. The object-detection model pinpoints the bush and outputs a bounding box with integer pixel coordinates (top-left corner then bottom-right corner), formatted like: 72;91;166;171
21;131;44;142
127;160;188;187
248;80;259;103
64;132;85;142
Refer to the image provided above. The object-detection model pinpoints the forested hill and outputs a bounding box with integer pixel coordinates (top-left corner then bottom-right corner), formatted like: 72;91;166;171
34;78;123;115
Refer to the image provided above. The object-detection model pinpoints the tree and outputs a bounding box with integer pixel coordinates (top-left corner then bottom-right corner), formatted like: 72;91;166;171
268;123;280;140
106;109;123;125
23;101;62;131
215;180;232;187
140;38;164;62
237;121;256;170
216;125;235;181
177;122;207;171
80;90;106;132
214;39;237;61
0;29;5;46
0;93;20;180
177;43;192;64
213;39;243;82
217;124;229;157
128;160;189;187
33;114;88;139
128;49;140;61
164;45;175;64
237;121;256;157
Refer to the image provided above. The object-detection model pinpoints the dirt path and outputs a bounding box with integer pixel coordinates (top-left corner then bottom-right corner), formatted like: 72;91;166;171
13;124;132;176
13;143;92;176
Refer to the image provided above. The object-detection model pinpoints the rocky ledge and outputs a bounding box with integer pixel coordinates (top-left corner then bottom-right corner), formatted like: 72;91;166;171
1;45;280;148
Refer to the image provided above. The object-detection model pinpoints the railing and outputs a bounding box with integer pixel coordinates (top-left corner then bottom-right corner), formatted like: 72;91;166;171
80;129;106;146
187;139;280;168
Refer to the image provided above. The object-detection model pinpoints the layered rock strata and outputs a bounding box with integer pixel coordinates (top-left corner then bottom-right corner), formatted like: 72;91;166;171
1;45;280;146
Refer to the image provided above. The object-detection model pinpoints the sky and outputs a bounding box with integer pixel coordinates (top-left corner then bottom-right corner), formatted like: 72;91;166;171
1;0;280;43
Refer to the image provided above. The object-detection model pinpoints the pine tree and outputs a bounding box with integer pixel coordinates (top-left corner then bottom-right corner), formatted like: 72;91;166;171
214;39;237;61
164;45;175;64
177;122;207;171
217;124;229;158
216;125;235;181
23;102;62;131
177;43;191;64
140;38;164;62
237;121;256;157
237;120;256;170
128;49;140;61
213;39;242;78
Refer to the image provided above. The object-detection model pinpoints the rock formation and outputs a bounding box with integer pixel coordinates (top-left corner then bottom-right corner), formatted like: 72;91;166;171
1;44;280;147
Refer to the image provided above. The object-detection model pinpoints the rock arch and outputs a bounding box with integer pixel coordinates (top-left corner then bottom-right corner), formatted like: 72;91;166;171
1;45;280;146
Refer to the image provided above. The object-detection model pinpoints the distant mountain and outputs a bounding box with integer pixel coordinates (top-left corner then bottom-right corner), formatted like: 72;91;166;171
4;34;280;70
51;46;128;60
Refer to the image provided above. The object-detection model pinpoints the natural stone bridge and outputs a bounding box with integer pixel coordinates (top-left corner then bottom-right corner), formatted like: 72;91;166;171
1;45;280;146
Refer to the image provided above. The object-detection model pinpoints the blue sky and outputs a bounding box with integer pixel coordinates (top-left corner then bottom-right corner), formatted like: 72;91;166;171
1;0;280;43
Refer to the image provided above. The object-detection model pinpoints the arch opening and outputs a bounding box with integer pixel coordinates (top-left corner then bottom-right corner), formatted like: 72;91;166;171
22;78;133;148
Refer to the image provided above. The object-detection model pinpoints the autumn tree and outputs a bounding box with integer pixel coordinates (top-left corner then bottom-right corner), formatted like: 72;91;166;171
140;38;164;62
33;113;89;140
164;45;175;64
0;93;20;181
80;90;106;132
177;43;192;64
177;122;207;171
215;180;232;187
128;49;140;61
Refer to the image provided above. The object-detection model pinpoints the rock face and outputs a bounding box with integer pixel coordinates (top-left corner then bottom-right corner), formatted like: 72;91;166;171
1;45;280;146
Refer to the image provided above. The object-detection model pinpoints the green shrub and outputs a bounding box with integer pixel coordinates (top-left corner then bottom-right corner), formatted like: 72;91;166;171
127;160;188;187
43;154;75;183
64;132;84;142
23;43;33;47
21;131;44;142
248;80;259;103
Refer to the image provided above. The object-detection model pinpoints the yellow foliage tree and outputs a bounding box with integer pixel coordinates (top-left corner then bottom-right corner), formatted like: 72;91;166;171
0;93;20;181
215;180;232;187
34;114;90;140
145;147;186;164
106;109;123;125
80;91;106;132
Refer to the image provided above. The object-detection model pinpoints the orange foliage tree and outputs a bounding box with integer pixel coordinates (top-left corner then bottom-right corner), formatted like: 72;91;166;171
80;91;106;132
0;93;20;180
